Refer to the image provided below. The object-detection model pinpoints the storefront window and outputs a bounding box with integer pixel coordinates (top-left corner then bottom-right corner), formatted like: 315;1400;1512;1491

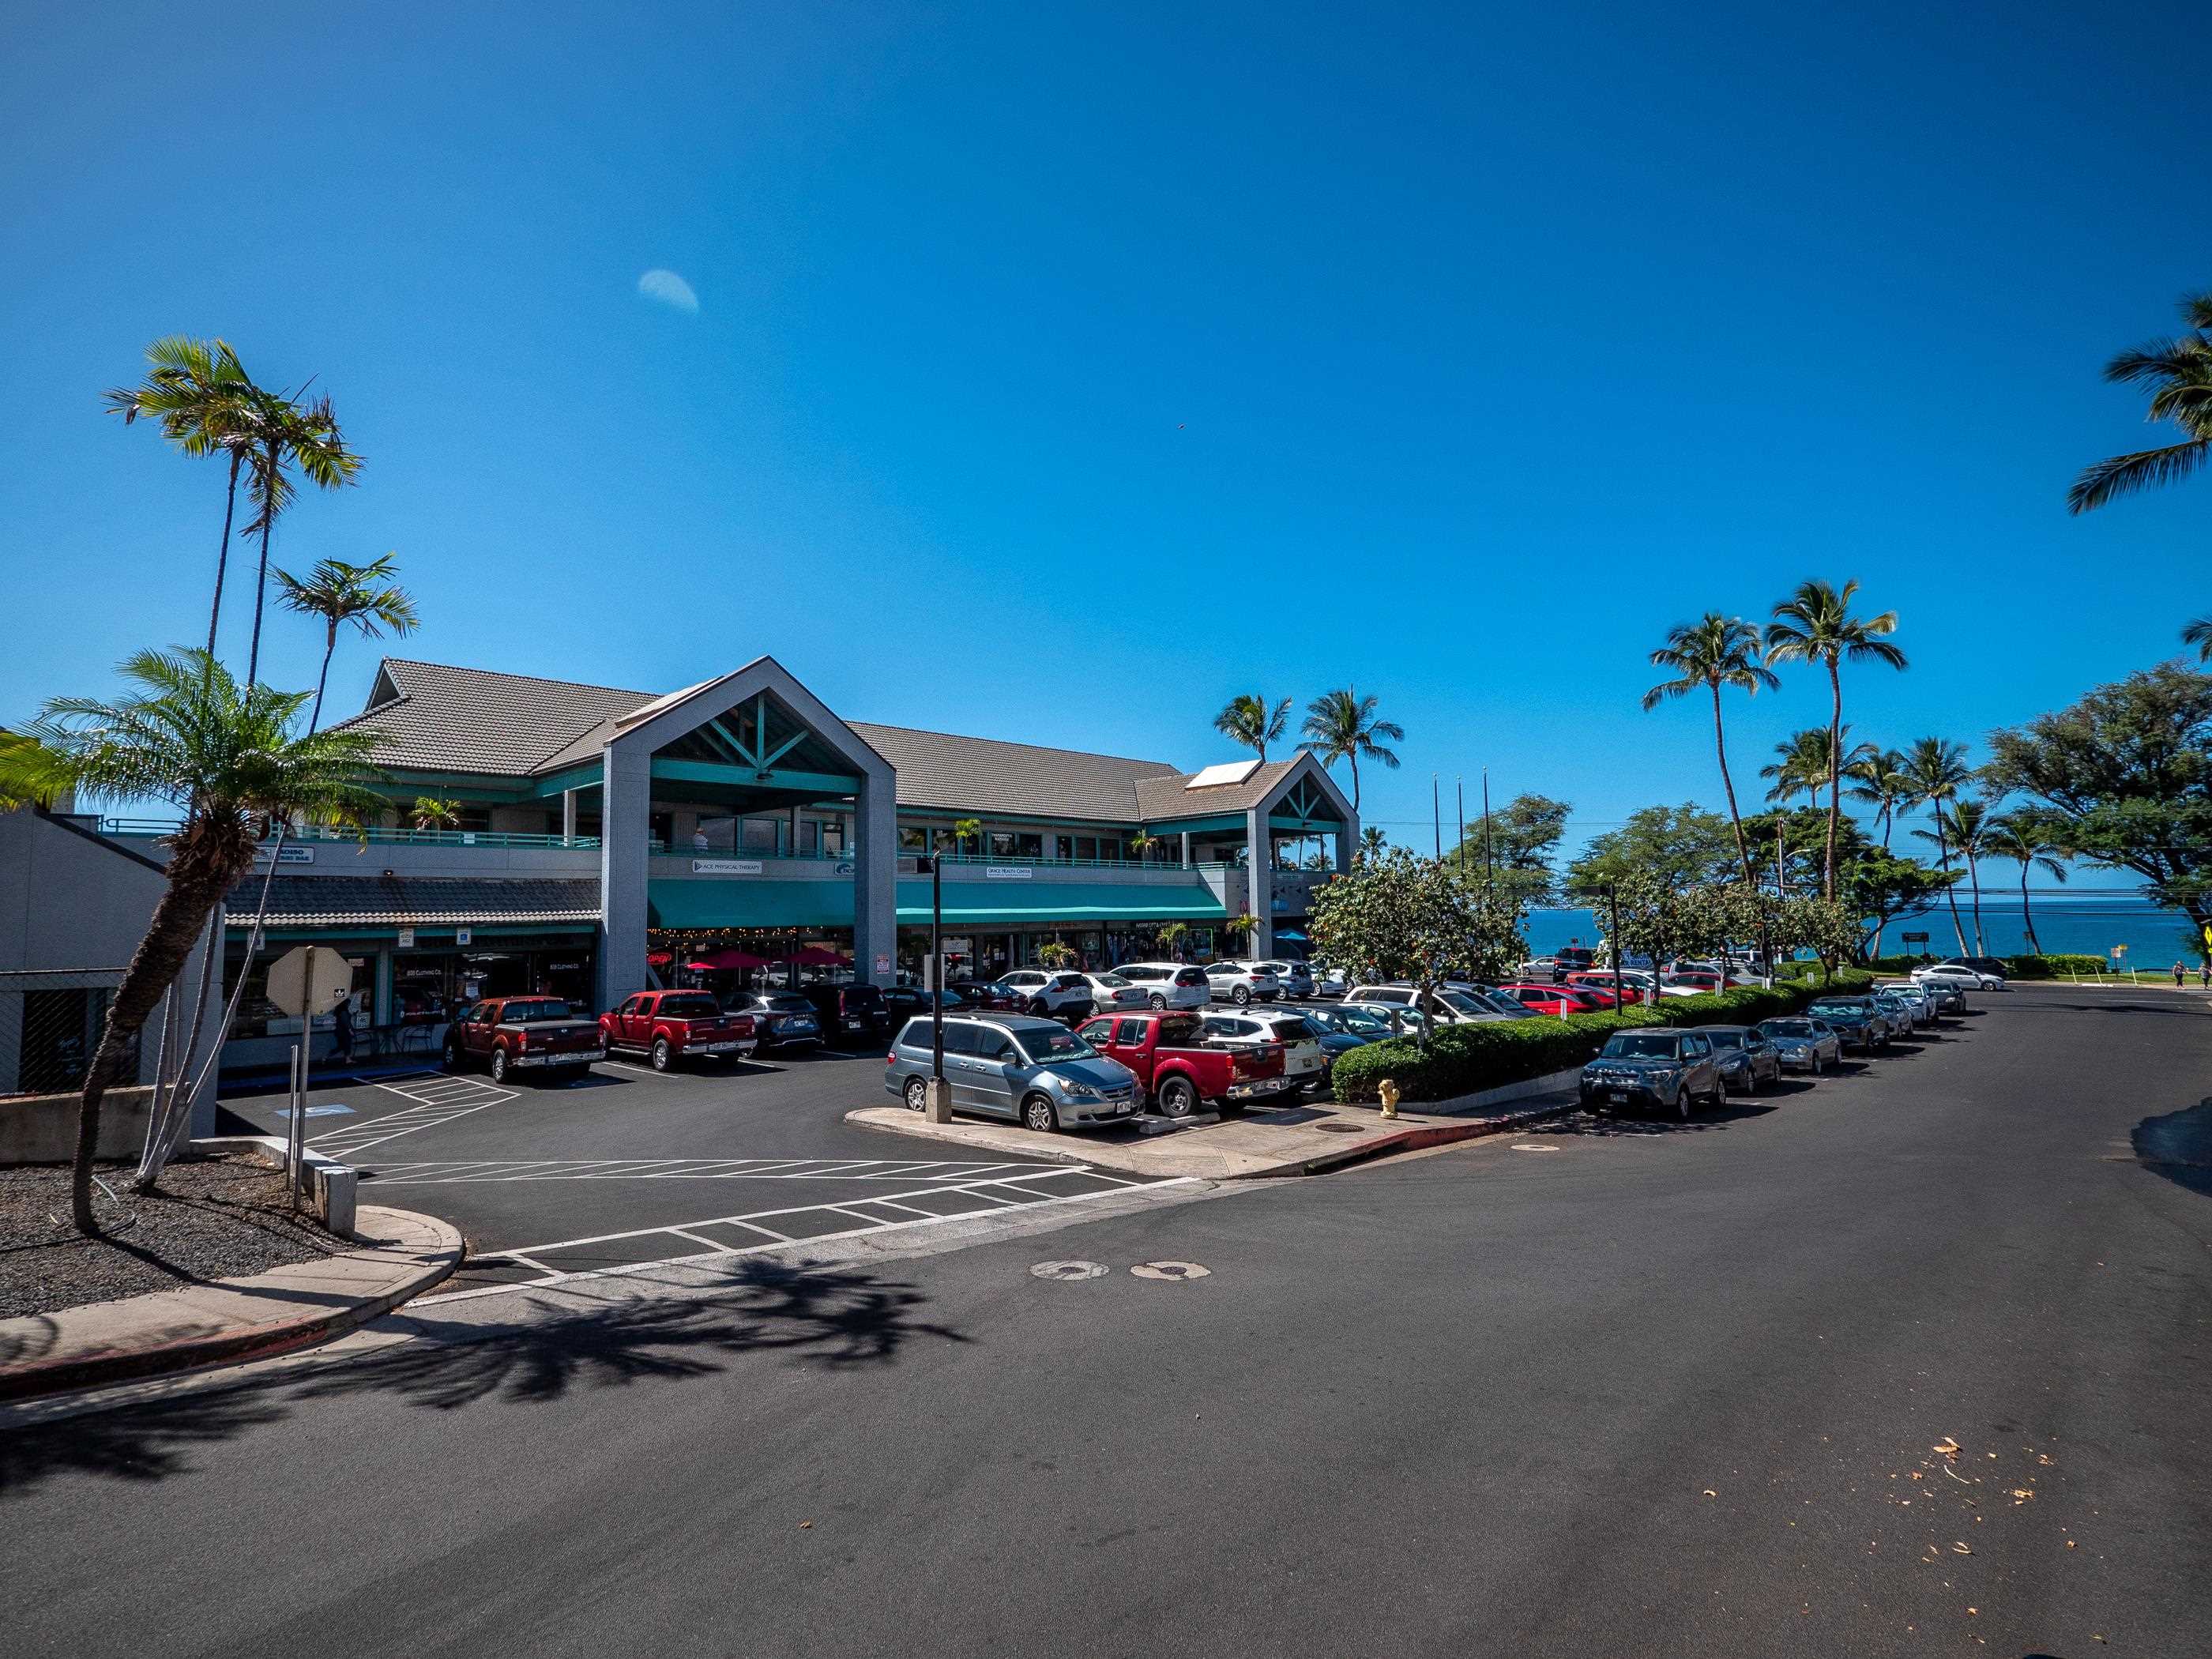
899;824;926;852
1016;832;1044;859
989;831;1018;858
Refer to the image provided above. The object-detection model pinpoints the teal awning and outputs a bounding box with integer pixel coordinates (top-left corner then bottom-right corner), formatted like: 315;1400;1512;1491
649;878;855;930
646;877;1226;931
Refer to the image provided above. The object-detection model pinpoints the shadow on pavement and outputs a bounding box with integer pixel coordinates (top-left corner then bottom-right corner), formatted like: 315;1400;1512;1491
0;1260;966;1499
1552;1104;1779;1138
2131;1099;2212;1198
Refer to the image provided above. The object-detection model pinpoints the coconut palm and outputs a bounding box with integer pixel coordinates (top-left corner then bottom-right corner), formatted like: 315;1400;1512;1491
239;389;362;686
272;555;419;730
1213;694;1292;762
1359;825;1387;863
1641;613;1778;885
1900;736;1974;954
412;796;464;831
1984;813;2068;957
1760;728;1871;807
1298;687;1403;811
1916;798;1993;954
2181;617;2212;662
104;337;260;657
1845;747;1913;848
1764;580;1907;900
0;650;379;1232
2068;292;2212;515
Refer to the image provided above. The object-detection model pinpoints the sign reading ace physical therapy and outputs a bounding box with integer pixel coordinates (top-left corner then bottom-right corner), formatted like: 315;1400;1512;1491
692;859;765;875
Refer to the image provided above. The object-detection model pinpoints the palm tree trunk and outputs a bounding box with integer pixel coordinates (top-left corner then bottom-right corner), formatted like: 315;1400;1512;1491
1967;854;1986;954
1880;800;1894;849
245;438;278;687
310;625;338;732
1935;824;1968;954
1349;755;1360;812
208;451;242;658
69;835;241;1232
1824;658;1842;901
2018;861;2041;956
1712;683;1754;886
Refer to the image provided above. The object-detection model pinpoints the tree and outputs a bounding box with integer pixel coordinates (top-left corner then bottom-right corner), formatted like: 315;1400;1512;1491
1760;728;1874;807
238;387;362;686
412;796;463;831
1227;912;1259;951
1213;694;1292;762
1357;825;1387;863
1983;664;2212;933
1640;613;1778;884
2183;618;2212;663
1773;893;1862;981
952;817;981;855
1307;849;1522;1045
1158;921;1191;960
2067;292;2212;514
271;555;419;730
1846;747;1912;848
1913;798;1993;954
1037;940;1077;969
0;651;378;1232
1764;579;1907;901
104;337;261;657
1452;792;1569;909
1299;687;1403;811
1598;869;1740;995
1983;812;2068;957
1899;736;1975;954
1567;803;1741;897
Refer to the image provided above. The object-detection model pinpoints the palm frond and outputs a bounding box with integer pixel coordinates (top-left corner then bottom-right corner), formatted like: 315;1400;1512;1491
2067;438;2211;514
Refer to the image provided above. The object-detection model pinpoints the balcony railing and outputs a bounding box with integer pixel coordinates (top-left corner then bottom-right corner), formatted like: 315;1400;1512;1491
917;852;1230;873
100;818;602;851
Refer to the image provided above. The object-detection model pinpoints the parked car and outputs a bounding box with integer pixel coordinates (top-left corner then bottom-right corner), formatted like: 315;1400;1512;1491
881;984;970;1020
1196;1010;1328;1091
1875;980;1944;1022
796;981;893;1048
1660;969;1732;996
1870;988;1925;1033
1518;957;1566;983
1074;1010;1290;1116
1339;999;1439;1037
444;995;604;1084
1496;981;1613;1017
950;979;1028;1013
1253;959;1318;1000
1755;1016;1842;1074
1805;995;1892;1053
1345;984;1499;1024
599;990;758;1071
1936;955;2011;979
728;991;824;1050
884;1014;1142;1131
1555;946;1599;976
1914;961;2005;992
1304;1003;1398;1042
1702;1024;1782;1093
1312;965;1352;998
1080;972;1151;1015
1445;980;1542;1018
1204;961;1283;1006
996;969;1098;1018
1111;962;1213;1010
1578;1028;1725;1119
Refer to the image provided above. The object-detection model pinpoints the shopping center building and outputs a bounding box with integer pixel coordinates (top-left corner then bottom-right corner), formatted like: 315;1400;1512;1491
93;656;1354;1070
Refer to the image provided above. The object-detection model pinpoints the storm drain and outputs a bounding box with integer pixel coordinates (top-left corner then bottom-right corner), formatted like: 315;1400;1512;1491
1315;1122;1366;1134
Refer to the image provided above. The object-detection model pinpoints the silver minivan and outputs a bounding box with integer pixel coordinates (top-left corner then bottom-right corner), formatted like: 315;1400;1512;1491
884;1014;1142;1132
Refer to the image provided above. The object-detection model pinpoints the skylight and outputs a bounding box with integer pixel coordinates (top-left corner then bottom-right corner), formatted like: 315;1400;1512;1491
1186;758;1262;789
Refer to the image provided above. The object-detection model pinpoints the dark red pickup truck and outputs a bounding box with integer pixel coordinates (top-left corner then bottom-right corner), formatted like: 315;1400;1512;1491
443;995;604;1084
1074;1010;1288;1119
600;990;758;1071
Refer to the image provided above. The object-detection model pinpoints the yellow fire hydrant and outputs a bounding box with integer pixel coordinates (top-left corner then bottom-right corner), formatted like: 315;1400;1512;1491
1378;1078;1400;1119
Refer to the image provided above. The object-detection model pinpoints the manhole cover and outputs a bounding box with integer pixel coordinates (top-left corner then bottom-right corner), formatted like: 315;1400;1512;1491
1510;1143;1559;1153
1315;1122;1365;1134
1130;1261;1210;1281
1029;1261;1108;1281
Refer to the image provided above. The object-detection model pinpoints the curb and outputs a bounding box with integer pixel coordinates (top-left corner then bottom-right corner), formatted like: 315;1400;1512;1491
1279;1098;1577;1176
0;1206;462;1405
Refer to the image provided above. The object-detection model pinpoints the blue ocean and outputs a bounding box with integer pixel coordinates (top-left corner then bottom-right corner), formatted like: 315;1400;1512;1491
1523;893;2199;966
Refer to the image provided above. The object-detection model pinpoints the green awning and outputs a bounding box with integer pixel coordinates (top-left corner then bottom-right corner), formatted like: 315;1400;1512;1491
648;877;1225;931
648;879;855;930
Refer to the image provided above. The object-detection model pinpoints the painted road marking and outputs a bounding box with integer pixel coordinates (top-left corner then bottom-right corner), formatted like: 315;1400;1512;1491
308;1073;516;1157
359;1157;1076;1185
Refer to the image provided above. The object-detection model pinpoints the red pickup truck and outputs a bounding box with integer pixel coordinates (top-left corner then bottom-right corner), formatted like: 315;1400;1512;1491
443;995;605;1084
600;990;758;1071
1074;1010;1288;1119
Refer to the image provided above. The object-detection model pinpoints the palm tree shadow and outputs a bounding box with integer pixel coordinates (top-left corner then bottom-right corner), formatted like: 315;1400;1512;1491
0;1261;965;1498
2132;1099;2212;1198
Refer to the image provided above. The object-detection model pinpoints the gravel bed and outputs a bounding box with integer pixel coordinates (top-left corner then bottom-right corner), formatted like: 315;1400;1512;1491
0;1156;345;1322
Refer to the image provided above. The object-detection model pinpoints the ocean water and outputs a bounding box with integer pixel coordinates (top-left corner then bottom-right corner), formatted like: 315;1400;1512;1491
1524;894;2201;965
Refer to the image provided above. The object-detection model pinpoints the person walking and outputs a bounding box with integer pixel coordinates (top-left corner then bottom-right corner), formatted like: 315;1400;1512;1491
332;991;356;1063
2172;960;2187;989
2199;961;2210;989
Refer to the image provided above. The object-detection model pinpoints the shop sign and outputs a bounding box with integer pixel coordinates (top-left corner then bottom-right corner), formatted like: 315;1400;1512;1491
252;845;314;865
456;928;473;946
397;928;416;948
874;954;890;976
984;866;1033;880
693;859;764;875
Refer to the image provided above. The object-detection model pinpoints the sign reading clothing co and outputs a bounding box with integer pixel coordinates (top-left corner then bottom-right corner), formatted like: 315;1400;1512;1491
692;860;765;875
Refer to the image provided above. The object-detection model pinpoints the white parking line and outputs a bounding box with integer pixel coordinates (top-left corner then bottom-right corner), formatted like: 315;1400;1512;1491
361;1157;1078;1186
308;1074;517;1155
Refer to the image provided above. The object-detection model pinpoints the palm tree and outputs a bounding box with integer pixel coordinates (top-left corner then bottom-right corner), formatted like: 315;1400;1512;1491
239;389;363;686
2181;617;2212;662
1900;736;1974;954
1158;921;1191;961
2068;292;2212;514
412;796;464;831
1759;728;1867;807
1917;799;1993;954
1984;813;2068;957
1299;687;1403;811
105;337;259;657
1359;825;1387;863
1764;580;1907;900
1213;694;1292;762
0;650;378;1232
1641;613;1778;885
1227;912;1259;952
1846;747;1912;848
272;555;419;730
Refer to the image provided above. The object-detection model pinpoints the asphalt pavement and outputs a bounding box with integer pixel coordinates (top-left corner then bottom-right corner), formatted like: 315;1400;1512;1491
6;986;2208;1658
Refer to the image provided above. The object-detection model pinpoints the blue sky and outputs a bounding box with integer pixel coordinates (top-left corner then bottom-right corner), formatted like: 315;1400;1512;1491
2;0;2203;871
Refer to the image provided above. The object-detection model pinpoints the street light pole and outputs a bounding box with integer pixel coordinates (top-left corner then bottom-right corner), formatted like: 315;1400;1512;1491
1605;882;1624;1014
921;853;951;1122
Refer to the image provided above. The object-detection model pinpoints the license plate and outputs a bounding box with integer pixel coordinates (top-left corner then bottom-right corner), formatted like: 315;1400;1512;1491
845;1019;863;1029
1609;1090;1627;1103
704;1040;739;1052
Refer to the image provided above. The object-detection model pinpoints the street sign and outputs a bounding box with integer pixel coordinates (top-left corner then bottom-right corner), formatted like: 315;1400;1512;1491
397;927;415;948
265;945;353;1019
456;927;473;946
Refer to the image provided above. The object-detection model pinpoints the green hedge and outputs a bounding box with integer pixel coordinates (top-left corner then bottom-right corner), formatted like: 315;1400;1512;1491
2003;953;2107;979
1330;976;1868;1104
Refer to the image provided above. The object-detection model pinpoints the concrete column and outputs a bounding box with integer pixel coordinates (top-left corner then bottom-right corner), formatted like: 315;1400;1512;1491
374;949;395;1029
1335;811;1355;874
562;788;579;843
1244;805;1273;957
597;739;653;1012
790;804;803;856
852;771;898;986
1179;830;1191;868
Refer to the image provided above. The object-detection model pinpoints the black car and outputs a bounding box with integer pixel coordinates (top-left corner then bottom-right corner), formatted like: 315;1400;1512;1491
881;984;969;1019
796;981;891;1047
728;991;823;1050
1804;995;1892;1054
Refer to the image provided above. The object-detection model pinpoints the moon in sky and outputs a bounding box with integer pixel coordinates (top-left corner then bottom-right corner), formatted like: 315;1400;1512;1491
637;269;699;314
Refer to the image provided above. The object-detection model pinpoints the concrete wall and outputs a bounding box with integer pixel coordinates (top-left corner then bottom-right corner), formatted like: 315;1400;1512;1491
0;1085;155;1165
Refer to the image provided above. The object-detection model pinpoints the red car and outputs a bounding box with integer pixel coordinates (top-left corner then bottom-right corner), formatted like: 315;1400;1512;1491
1563;972;1635;1009
1497;982;1613;1017
444;995;604;1084
1074;1011;1289;1118
600;990;758;1071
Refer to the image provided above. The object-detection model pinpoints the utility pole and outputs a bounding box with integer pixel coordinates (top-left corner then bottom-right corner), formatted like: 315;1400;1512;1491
922;853;950;1122
1431;774;1440;861
1482;769;1493;887
1455;777;1465;872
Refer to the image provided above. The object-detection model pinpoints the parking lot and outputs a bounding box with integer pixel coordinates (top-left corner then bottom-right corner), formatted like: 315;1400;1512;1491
221;1046;1179;1297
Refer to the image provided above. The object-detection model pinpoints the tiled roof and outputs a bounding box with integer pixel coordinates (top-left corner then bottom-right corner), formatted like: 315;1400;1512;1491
329;660;651;776
847;722;1181;822
224;875;601;929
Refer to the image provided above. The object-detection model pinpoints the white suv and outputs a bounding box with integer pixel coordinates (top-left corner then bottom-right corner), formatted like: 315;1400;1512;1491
1112;962;1212;1010
1200;1010;1326;1090
1204;961;1282;1006
1345;983;1501;1024
997;969;1097;1018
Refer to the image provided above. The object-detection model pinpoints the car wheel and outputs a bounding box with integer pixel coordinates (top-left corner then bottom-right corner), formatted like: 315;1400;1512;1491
1675;1085;1692;1121
1148;993;1167;1010
442;1037;462;1073
1232;985;1251;1006
650;1036;672;1072
1157;1078;1198;1119
1021;1094;1059;1133
489;1047;509;1084
1028;999;1050;1018
903;1077;928;1112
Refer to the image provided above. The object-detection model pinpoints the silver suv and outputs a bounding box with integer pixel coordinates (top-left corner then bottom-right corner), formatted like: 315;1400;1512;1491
884;1014;1141;1132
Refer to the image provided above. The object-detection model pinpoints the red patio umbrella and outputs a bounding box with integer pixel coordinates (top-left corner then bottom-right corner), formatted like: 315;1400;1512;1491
790;946;848;965
698;946;773;970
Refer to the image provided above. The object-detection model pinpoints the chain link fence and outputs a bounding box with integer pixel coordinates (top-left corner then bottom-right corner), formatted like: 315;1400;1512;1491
0;969;141;1097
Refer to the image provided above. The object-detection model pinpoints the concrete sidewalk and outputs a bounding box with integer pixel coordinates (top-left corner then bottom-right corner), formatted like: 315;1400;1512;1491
0;1204;461;1403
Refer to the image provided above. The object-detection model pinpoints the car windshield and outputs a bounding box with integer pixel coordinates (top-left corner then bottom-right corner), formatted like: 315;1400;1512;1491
762;995;814;1013
1808;1001;1860;1016
1435;991;1484;1014
657;995;721;1018
1601;1034;1680;1059
1763;1019;1815;1036
1092;974;1130;988
1017;1027;1097;1063
1707;1030;1744;1048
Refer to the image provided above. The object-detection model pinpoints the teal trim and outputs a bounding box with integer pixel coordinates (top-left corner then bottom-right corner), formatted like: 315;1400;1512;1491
648;878;1228;931
528;762;604;798
1269;813;1341;831
1138;811;1251;835
649;757;863;793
